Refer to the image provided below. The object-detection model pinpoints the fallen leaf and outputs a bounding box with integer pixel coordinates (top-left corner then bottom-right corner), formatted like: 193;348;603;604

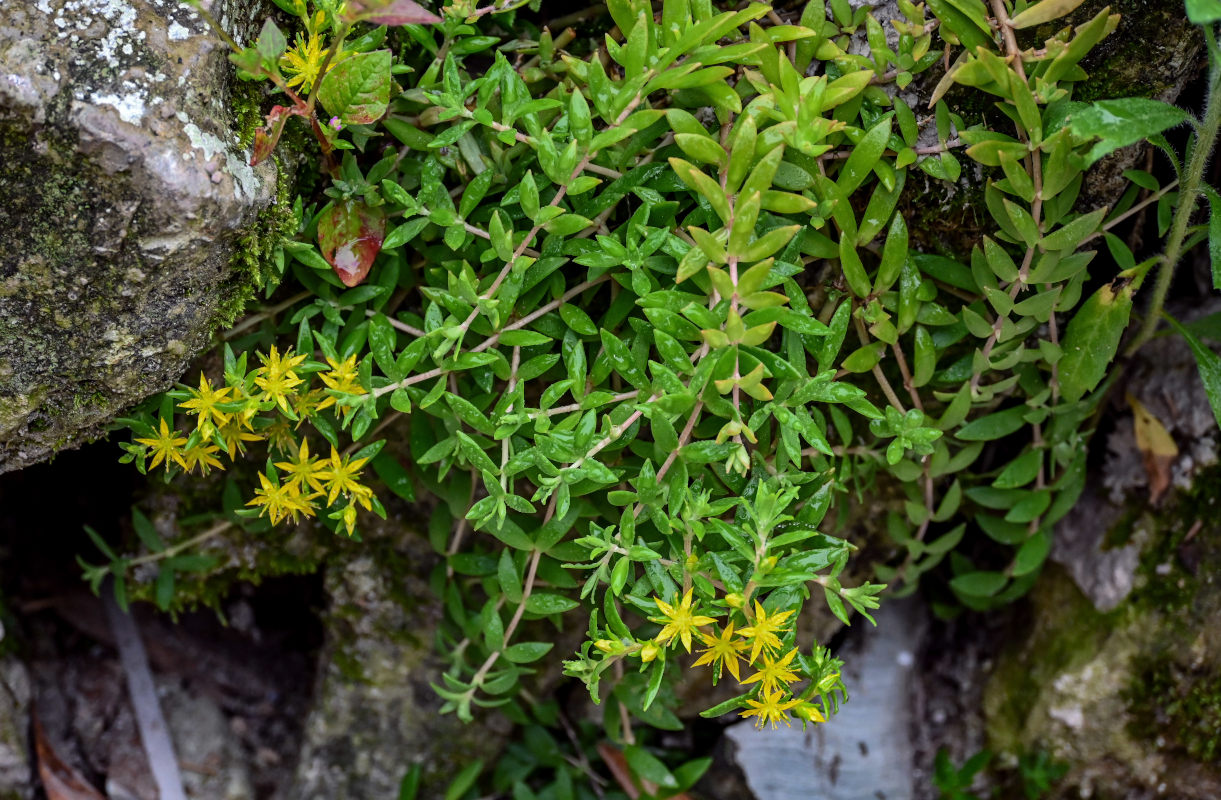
597;743;645;800
33;711;107;800
595;743;692;800
1128;393;1178;506
317;200;386;287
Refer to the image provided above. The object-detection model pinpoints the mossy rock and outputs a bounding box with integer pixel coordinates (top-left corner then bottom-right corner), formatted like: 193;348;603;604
0;0;286;472
902;0;1202;259
983;467;1221;799
287;515;515;800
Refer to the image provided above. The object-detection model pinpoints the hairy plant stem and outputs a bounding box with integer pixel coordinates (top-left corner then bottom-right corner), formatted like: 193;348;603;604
1129;58;1221;353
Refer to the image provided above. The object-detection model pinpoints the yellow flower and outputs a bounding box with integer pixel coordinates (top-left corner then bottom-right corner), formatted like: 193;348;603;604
275;438;328;495
247;472;311;525
217;418;262;459
134;418;188;470
740;647;800;695
293;387;334;418
178;373;232;435
263;418;298;454
337;500;358;536
280;32;331;92
738;601;795;664
649;588;716;652
739;688;801;730
316;446;372;507
692;622;749;682
182;443;224;475
253;346;308;416
320;354;365;395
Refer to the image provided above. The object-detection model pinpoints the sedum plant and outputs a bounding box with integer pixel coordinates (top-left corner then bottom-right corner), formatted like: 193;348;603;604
91;0;1221;773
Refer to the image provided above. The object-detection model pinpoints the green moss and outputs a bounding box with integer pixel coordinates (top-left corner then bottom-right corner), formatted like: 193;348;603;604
1131;462;1221;614
212;155;298;330
984;566;1119;752
230;78;266;149
1069;0;1203;103
1126;655;1221;762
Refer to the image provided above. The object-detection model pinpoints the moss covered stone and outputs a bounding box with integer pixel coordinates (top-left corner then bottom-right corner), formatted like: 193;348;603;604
288;516;514;800
0;0;284;472
983;463;1221;799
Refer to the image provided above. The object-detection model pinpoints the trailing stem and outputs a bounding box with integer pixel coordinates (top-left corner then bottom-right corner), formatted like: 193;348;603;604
1130;55;1221;353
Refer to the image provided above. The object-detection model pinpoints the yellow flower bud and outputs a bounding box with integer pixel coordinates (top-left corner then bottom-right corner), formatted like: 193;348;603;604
640;642;659;662
794;702;827;724
594;639;618;654
725;592;744;609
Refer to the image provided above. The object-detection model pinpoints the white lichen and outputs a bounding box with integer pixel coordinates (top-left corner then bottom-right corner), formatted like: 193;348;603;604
183;122;261;200
90;91;145;124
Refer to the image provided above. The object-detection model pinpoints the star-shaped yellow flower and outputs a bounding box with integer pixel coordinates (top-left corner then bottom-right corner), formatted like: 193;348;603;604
280;32;330;92
253;346;307;416
649;588;716;652
182;443;224;475
737;601;795;664
740;647;800;695
316;446;372;507
692;622;749;682
217;417;262;459
134;418;188;470
739;688;801;730
247;472;311;525
275;438;328;495
319;354;365;395
178;373;232;435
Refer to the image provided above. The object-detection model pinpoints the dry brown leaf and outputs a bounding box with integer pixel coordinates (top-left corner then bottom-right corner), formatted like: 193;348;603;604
33;710;107;800
1128;393;1178;506
596;743;692;800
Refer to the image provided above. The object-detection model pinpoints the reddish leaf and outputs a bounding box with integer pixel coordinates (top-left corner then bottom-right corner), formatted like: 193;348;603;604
250;104;307;166
33;711;106;800
317;201;386;287
342;0;441;25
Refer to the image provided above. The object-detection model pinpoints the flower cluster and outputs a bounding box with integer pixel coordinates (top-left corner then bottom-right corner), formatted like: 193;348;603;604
123;346;378;536
597;589;838;730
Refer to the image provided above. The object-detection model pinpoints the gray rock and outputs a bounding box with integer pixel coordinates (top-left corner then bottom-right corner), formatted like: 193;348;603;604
1054;299;1221;612
0;657;33;800
0;0;281;472
727;598;928;800
287;522;512;800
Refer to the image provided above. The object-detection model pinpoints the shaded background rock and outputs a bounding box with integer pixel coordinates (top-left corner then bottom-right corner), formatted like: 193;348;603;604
0;0;284;472
287;521;514;800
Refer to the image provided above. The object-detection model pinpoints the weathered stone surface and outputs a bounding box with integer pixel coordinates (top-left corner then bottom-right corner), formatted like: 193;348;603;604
982;331;1221;800
0;657;33;800
727;598;927;800
0;0;279;472
287;521;512;800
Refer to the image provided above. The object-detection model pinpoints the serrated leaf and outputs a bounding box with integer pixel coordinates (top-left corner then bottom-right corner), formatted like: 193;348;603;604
1069;98;1190;167
317;50;393;125
1059;280;1133;402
